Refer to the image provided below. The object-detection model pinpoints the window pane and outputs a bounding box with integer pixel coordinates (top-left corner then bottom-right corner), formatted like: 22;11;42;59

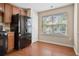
52;13;67;34
43;16;53;34
53;25;59;33
52;15;59;24
43;16;52;25
43;26;53;34
59;24;66;34
58;13;67;24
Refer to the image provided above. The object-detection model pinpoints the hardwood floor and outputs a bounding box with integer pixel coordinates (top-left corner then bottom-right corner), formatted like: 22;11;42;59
6;41;76;56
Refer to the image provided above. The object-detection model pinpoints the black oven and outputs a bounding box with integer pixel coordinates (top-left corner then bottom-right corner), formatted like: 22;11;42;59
0;31;7;56
0;25;7;56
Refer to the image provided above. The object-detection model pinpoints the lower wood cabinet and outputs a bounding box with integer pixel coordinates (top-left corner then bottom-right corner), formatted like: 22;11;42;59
7;32;14;52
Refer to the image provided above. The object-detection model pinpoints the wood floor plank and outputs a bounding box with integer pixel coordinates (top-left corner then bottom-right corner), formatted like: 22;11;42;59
6;41;76;56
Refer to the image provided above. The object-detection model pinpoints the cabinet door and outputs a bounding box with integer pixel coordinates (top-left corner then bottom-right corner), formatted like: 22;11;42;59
0;3;4;11
4;4;12;23
13;6;20;15
20;9;27;16
7;32;14;52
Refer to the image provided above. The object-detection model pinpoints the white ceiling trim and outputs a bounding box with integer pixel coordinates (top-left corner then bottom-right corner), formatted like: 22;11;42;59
12;3;72;12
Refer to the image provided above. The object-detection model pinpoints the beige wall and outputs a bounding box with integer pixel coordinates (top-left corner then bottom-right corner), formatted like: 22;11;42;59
77;4;79;54
38;4;74;47
31;9;38;43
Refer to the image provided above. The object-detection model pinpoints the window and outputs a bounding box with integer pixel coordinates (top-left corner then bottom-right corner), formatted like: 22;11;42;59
42;13;67;35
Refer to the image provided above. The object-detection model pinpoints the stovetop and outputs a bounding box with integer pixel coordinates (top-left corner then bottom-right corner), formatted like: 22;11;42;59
0;31;7;36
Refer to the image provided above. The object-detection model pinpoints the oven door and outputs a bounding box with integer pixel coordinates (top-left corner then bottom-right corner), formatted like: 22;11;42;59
0;32;7;56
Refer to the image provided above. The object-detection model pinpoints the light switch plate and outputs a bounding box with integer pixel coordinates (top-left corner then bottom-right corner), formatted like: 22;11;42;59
0;16;2;22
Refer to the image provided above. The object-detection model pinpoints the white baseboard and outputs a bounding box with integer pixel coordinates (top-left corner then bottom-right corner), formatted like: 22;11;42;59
32;39;38;43
77;53;79;56
74;47;79;56
32;39;79;55
38;40;73;48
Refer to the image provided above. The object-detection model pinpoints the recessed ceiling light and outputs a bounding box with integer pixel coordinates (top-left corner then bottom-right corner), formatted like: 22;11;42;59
50;5;53;8
48;4;54;8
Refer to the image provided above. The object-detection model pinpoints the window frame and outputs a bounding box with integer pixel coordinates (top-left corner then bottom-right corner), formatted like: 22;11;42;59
42;12;68;36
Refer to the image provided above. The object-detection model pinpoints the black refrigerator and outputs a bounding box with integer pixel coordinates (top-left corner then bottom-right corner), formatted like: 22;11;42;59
10;14;31;50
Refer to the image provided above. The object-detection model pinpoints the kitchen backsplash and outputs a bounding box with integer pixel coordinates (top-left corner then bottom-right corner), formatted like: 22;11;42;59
0;13;10;32
3;23;10;32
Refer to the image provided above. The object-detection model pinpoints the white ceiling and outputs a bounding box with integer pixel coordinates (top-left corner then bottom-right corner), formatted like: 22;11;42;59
12;3;71;12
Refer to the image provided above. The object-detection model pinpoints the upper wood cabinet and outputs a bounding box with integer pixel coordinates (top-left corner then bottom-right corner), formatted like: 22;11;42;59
20;9;27;16
4;4;13;23
13;6;21;15
0;3;4;12
26;9;31;17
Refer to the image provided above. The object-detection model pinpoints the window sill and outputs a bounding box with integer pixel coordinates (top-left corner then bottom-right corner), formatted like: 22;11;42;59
41;33;68;38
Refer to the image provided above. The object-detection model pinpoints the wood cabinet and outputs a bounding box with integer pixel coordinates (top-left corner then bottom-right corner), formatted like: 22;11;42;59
7;32;14;52
4;4;13;23
0;3;4;12
13;7;27;16
20;9;27;16
13;6;21;15
26;9;31;17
